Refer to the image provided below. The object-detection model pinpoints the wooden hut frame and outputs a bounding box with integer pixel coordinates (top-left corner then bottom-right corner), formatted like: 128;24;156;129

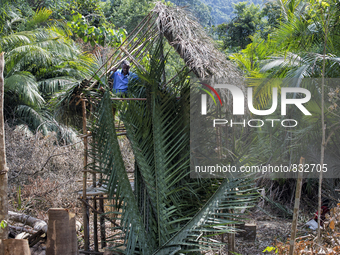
77;2;241;254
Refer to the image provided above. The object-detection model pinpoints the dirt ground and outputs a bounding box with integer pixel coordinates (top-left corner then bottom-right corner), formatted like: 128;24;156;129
204;210;314;255
235;216;292;255
7;127;324;255
29;213;294;255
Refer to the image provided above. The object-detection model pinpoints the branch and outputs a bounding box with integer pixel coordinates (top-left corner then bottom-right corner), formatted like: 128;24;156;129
8;211;47;233
325;124;340;147
78;198;120;228
32;140;82;176
9;224;37;235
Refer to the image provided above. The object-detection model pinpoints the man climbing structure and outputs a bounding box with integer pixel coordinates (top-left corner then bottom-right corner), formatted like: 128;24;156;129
109;60;138;94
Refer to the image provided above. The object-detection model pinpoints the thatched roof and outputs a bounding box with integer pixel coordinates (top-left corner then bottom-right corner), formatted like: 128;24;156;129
153;2;240;79
86;2;240;89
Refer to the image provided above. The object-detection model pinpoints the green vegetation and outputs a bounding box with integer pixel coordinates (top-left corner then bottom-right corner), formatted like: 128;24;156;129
105;0;155;32
169;0;264;25
216;2;263;50
202;0;263;24
67;12;126;47
227;0;340;205
1;0;340;253
170;0;214;26
0;0;124;135
1;7;91;134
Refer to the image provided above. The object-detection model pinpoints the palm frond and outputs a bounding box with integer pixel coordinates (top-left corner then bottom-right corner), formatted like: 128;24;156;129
153;178;257;254
153;2;240;78
14;105;48;134
5;71;44;107
88;40;257;253
6;45;52;74
0;33;31;50
26;8;53;29
90;92;154;254
38;76;78;94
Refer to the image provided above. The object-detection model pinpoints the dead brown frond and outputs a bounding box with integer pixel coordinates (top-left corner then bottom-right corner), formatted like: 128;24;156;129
153;2;240;79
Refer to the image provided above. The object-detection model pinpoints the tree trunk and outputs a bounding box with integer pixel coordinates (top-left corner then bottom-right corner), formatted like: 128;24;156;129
318;9;330;244
0;52;9;240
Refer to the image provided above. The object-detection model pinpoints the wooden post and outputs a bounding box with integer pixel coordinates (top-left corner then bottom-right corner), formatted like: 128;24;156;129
227;228;235;255
220;209;225;255
82;99;89;251
227;208;235;254
91;99;99;252
0;52;9;240
1;239;30;255
160;35;166;86
243;224;256;241
100;173;106;248
93;177;98;251
289;157;305;255
46;208;78;255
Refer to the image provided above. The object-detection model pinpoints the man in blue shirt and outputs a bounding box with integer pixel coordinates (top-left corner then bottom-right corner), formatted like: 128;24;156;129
110;60;137;94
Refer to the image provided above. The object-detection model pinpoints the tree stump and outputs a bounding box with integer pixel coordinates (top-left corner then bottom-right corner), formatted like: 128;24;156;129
0;239;31;255
243;224;256;241
46;208;78;255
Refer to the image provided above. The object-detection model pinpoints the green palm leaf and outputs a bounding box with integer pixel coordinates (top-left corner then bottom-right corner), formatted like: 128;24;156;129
5;71;44;107
89;39;258;254
90;92;153;254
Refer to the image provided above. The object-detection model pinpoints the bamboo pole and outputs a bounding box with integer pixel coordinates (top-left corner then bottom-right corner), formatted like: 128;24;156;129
160;35;166;85
227;223;235;254
78;198;119;228
86;13;157;90
93;181;98;251
0;52;9;240
289;157;305;255
82;99;89;251
99;191;106;248
120;47;147;73
318;7;330;245
110;98;147;101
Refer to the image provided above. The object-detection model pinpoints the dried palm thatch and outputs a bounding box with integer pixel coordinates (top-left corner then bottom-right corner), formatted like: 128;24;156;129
84;2;240;90
60;2;243;127
153;2;240;79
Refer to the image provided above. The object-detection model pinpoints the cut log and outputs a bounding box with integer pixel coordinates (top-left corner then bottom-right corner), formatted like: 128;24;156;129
8;211;47;233
46;208;78;255
0;239;31;255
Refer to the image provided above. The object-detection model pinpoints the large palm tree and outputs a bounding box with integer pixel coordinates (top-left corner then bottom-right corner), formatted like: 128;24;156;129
0;7;96;136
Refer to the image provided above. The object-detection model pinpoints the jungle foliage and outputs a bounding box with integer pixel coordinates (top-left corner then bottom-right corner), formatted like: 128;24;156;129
0;0;124;136
226;0;340;200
